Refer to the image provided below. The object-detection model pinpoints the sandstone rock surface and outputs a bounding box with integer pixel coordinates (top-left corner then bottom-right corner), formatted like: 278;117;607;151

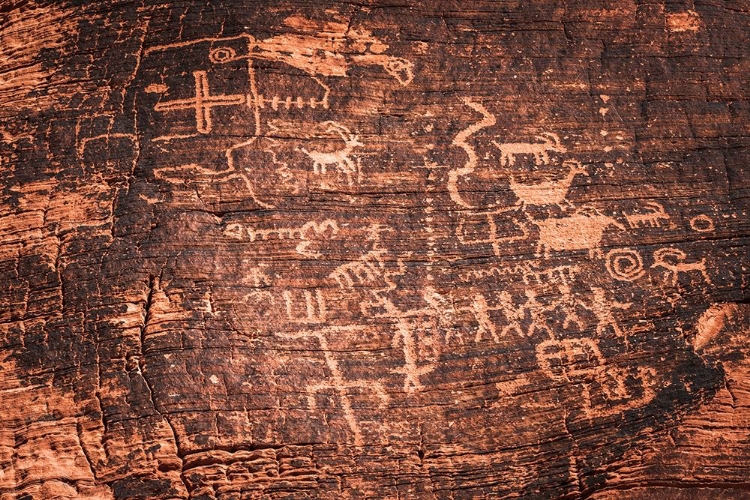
1;1;749;498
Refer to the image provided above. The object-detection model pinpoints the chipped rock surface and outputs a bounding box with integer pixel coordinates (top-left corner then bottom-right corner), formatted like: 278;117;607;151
1;1;749;499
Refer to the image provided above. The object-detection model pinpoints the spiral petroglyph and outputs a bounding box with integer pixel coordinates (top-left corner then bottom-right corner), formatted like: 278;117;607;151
605;248;646;281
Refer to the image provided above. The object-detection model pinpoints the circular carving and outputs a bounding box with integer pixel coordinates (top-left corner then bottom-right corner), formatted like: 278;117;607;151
605;248;645;281
690;214;714;233
209;46;237;63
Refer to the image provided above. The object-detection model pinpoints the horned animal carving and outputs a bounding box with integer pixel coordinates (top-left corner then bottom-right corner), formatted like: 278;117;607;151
625;201;671;228
492;132;566;166
300;121;363;185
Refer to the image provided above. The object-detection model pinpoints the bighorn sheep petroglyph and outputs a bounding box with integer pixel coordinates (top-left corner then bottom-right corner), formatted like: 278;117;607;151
492;132;566;166
300;121;363;185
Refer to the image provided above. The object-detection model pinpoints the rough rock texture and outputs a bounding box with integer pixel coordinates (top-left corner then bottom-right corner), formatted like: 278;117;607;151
1;1;749;498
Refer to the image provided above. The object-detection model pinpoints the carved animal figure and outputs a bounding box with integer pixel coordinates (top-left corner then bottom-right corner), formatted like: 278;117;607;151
509;159;587;209
330;248;387;288
625;201;671;228
534;206;626;258
492;132;566;167
300;121;363;185
652;248;712;285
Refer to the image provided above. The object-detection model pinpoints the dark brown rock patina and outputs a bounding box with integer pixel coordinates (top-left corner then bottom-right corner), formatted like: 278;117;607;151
1;1;749;498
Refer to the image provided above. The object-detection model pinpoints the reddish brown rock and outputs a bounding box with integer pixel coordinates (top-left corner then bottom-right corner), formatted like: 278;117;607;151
1;1;749;499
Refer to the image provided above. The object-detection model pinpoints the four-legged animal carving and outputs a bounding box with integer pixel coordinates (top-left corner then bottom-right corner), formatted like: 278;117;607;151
492;132;566;167
625;201;671;228
652;248;712;285
300;121;363;185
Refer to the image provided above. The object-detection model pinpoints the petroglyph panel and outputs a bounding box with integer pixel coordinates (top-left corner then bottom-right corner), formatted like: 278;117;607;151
2;2;749;500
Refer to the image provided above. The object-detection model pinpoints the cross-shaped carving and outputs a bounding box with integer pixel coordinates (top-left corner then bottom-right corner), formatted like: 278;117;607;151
154;70;247;134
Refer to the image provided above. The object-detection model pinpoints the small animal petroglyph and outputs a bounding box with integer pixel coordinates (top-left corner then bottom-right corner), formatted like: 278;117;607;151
508;159;587;209
492;132;566;167
330;248;389;289
625;201;671;229
329;227;401;290
299;122;363;185
534;206;626;258
605;248;645;281
652;248;712;286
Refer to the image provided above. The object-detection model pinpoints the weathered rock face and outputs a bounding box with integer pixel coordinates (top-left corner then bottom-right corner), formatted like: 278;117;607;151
1;1;749;498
